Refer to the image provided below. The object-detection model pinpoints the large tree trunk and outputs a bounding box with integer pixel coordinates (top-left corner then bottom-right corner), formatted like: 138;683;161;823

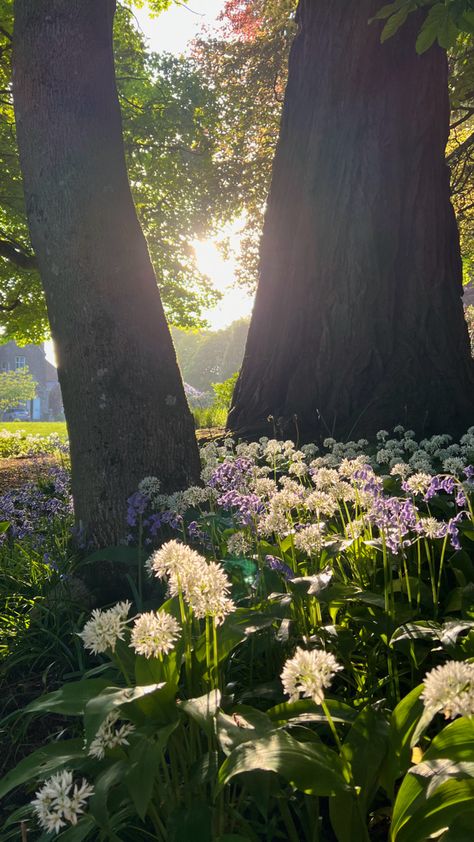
229;0;474;443
13;0;200;545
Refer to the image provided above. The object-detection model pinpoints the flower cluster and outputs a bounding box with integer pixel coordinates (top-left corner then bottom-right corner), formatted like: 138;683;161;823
149;540;235;624
421;660;474;719
32;770;93;834
281;647;342;704
130;610;181;658
88;711;135;759
79;601;131;655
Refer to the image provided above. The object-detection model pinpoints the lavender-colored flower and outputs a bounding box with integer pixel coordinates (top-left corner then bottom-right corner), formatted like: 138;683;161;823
265;555;295;580
126;491;149;527
209;458;254;494
217;490;264;527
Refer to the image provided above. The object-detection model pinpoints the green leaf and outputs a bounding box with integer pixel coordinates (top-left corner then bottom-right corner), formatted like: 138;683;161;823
0;520;10;533
180;690;221;737
416;3;459;53
267;697;357;727
218;730;351;796
53;817;96;841
0;740;84;800
392;779;474;842
380;684;424;794
89;761;126;830
381;6;410;42
24;678;111;717
84;684;166;747
439;811;474;841
125;727;177;820
216;707;274;756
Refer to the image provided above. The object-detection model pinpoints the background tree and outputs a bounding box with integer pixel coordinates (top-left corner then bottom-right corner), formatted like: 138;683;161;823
0;366;35;414
0;1;233;342
196;0;474;289
13;0;200;544
228;0;474;441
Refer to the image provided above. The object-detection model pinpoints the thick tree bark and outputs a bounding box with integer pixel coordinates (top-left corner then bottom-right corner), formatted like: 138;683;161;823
13;0;200;544
229;0;474;443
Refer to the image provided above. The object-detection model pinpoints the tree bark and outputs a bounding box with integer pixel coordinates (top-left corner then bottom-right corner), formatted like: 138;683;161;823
229;0;474;443
13;0;200;545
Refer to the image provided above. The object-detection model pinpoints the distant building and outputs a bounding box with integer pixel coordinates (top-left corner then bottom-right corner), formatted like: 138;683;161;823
0;341;62;420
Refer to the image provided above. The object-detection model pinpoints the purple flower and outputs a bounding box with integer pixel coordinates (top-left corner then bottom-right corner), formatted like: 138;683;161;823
217;490;264;527
209;458;254;494
126;491;149;527
265;555;295;581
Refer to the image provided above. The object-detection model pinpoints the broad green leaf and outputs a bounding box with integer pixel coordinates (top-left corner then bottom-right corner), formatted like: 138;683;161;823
218;730;351;796
267;697;357;726
393;779;474;842
0;740;84;800
439;811;474;841
216;706;274;755
125;726;177;820
82;546;141;566
52;817;96;841
180;690;221;737
89;761;126;830
84;683;166;746
24;678;111;717
409;758;474;797
380;684;424;794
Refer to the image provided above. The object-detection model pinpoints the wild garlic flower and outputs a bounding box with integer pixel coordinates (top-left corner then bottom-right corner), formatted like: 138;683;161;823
421;660;474;719
88;711;135;759
281;647;342;704
79;601;131;655
32;770;94;834
148;540;202;582
138;476;161;504
390;463;411;479
130;610;181;659
294;523;326;555
305;491;338;517
227;531;252;556
403;472;433;495
185;560;235;624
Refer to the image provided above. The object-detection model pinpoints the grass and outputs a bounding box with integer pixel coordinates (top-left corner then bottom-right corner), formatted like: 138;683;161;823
0;421;68;438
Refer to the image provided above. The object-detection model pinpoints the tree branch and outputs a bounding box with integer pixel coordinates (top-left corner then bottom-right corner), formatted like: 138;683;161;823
0;237;37;269
447;131;474;166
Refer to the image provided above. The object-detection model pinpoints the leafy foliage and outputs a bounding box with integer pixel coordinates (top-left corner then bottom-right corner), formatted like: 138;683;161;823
0;367;35;413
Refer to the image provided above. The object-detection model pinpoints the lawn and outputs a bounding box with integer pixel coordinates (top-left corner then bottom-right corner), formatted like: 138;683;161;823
0;421;68;438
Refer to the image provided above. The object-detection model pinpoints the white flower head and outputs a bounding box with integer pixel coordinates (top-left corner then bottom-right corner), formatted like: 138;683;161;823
130;610;181;659
404;472;432;495
227;531;252;556
88;710;135;759
281;647;342;704
148;540;203;582
138;476;161;504
294;523;326;555
421;660;474;719
184;560;235;624
32;770;94;834
79;601;131;655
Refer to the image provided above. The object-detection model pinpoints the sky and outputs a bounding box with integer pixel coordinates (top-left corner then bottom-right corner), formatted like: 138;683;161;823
133;1;255;332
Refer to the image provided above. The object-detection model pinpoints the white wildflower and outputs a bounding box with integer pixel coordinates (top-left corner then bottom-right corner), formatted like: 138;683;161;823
305;491;338;517
421;661;474;719
311;467;340;490
148;540;202;582
251;477;278;499
185;561;235;624
32;770;93;834
138;476;161;504
88;711;135;759
79;601;131;655
130;610;181;659
294;524;326;555
288;460;308;478
390;463;411;479
404;472;432;495
418;517;446;540
442;457;465;476
227;531;252;556
182;485;210;508
281;647;342;704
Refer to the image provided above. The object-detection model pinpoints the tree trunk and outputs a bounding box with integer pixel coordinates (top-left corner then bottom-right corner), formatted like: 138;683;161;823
228;0;474;443
13;0;200;545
